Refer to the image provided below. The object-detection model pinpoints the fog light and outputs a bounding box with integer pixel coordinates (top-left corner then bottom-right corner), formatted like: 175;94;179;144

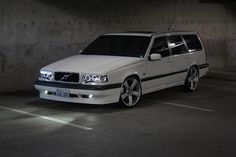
44;90;48;94
89;95;93;99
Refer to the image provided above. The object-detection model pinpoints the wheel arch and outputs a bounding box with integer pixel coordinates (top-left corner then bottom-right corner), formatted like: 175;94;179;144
121;73;143;92
121;72;142;83
187;64;199;75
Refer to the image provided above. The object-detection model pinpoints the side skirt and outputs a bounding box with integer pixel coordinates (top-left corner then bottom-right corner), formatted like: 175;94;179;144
142;81;185;95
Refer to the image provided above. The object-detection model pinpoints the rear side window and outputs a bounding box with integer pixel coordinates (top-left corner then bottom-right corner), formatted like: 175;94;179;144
150;37;170;57
168;35;187;55
182;35;203;52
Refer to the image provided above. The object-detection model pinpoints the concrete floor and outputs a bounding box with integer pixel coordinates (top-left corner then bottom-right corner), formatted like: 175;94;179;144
0;77;236;157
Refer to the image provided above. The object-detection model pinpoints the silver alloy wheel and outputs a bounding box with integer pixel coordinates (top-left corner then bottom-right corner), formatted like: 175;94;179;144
120;77;141;107
187;66;199;91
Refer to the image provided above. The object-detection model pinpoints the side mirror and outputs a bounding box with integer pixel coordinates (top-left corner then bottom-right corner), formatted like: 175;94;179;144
149;53;161;61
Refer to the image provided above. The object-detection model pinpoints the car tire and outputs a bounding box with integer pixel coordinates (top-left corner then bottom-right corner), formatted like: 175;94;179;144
184;66;199;91
119;76;142;107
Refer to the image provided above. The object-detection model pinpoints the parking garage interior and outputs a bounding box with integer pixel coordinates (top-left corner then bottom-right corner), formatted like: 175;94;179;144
0;0;236;156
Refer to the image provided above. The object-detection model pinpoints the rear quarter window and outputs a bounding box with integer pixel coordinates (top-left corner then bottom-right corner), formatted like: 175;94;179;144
182;35;203;52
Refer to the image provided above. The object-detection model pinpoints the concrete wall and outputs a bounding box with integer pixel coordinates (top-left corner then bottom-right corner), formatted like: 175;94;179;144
0;0;235;93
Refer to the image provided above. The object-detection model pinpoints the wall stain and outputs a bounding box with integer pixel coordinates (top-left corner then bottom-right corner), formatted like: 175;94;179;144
7;63;25;74
25;46;34;57
31;20;36;25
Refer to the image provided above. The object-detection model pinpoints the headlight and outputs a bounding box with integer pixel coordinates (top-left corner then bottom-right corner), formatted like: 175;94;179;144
39;70;53;81
82;74;108;83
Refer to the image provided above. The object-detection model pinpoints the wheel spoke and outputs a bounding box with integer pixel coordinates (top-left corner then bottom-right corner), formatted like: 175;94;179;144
130;79;137;90
132;91;140;96
190;68;194;75
193;70;198;77
128;95;133;106
190;80;194;89
194;77;199;82
188;77;192;82
121;93;128;100
124;81;129;89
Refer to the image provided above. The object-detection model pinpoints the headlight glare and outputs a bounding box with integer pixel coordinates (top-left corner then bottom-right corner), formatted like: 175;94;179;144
82;74;108;83
39;71;53;81
85;74;92;82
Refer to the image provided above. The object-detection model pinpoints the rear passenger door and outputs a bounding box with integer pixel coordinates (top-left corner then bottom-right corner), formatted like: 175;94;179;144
168;35;190;82
146;36;173;89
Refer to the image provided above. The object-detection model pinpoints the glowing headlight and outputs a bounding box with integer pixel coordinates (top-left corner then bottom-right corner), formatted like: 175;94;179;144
39;70;53;81
82;74;108;83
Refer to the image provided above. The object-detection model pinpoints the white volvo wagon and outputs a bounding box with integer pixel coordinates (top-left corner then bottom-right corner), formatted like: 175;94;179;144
35;31;209;107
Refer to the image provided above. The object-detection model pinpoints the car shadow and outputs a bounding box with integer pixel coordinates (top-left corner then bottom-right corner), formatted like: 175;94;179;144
26;99;124;114
25;86;187;114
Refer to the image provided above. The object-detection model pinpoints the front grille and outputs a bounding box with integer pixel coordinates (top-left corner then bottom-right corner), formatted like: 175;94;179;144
54;72;79;83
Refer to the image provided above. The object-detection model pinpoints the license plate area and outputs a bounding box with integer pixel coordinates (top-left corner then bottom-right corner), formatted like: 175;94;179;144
56;88;69;98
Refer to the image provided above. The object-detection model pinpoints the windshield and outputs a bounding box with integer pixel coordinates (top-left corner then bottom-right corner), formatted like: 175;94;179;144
81;35;151;58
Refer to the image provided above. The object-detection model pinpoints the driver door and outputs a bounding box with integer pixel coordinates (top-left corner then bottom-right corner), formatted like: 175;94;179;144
146;36;173;89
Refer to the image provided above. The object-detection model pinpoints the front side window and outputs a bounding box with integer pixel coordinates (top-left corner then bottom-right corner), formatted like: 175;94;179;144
183;35;203;52
81;35;151;58
168;35;187;55
150;37;170;57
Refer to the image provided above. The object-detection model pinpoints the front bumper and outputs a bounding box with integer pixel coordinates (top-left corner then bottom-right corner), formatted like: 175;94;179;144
34;80;122;104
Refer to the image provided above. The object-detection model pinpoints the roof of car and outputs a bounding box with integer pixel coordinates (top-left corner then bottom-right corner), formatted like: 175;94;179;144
104;31;198;37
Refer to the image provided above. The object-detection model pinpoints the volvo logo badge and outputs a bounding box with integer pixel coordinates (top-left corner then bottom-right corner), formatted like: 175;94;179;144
60;73;72;81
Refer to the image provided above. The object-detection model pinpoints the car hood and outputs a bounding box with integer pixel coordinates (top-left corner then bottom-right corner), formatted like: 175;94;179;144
42;55;142;74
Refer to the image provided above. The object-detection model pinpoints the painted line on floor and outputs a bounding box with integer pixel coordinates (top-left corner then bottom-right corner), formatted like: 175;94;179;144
0;105;93;131
149;101;215;112
158;101;216;112
200;83;236;91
